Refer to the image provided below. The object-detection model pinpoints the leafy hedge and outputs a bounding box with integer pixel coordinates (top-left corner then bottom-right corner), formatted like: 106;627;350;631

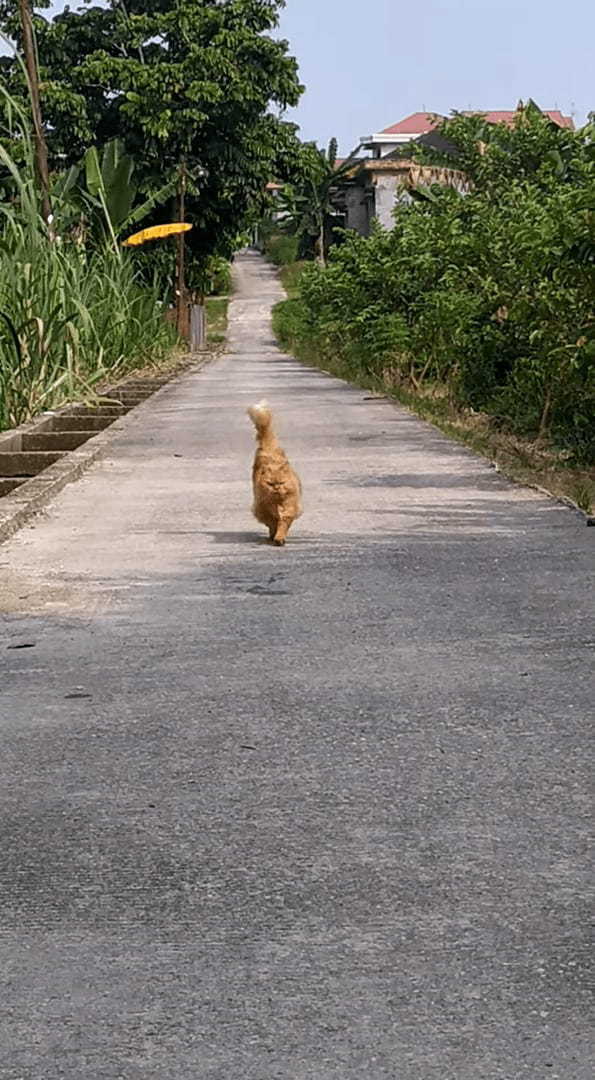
274;110;595;463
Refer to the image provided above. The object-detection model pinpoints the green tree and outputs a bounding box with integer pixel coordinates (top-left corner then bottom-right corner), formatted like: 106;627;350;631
0;0;303;262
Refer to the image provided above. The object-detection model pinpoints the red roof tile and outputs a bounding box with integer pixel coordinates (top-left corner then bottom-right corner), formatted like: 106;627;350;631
462;109;574;129
381;112;441;135
381;108;574;135
546;110;574;129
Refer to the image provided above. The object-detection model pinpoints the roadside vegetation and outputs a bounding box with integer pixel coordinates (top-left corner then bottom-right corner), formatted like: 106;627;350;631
0;93;178;430
0;0;303;432
268;107;595;510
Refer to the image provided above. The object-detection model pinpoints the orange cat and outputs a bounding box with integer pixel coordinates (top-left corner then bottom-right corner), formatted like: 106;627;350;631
247;401;302;546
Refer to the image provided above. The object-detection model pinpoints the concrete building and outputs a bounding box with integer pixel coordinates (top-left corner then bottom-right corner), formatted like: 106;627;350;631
339;158;471;235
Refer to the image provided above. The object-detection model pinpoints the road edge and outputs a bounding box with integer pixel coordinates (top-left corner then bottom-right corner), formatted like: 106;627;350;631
0;357;210;545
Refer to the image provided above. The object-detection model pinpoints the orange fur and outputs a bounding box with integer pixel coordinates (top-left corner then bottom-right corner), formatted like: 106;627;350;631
247;401;302;546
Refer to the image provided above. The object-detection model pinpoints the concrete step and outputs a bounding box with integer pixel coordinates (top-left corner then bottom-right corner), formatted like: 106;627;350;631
119;379;168;390
67;405;128;418
51;415;115;433
103;393;151;405
0;451;65;477
0;477;28;496
21;431;95;453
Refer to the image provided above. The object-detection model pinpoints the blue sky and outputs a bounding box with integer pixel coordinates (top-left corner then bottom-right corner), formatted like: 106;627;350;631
278;0;594;152
6;1;593;154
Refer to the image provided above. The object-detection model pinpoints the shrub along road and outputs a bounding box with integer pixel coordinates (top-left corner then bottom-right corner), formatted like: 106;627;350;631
0;252;592;1078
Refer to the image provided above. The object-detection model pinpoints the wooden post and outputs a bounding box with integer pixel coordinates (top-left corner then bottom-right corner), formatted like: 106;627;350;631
190;304;206;350
176;162;187;338
17;0;52;225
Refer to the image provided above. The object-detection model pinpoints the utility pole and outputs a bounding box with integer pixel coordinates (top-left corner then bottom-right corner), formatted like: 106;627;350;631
176;161;187;338
17;0;52;224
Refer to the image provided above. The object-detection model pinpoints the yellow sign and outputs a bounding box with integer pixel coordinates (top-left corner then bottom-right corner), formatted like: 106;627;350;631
122;223;193;247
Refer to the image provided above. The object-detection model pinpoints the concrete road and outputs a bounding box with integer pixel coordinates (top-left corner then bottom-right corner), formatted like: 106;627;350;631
0;252;592;1079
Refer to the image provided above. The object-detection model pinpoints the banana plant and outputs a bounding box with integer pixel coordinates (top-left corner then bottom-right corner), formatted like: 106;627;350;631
85;140;179;248
52;139;178;250
274;138;360;264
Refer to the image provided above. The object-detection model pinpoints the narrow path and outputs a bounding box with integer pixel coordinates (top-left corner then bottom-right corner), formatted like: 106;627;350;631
0;252;592;1078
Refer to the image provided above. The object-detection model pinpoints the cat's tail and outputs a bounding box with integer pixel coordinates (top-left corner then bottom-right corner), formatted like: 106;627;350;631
247;400;278;451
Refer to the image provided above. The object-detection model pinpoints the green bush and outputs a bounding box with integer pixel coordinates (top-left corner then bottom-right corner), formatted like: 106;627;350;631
264;233;300;266
273;297;312;350
188;255;232;297
274;111;595;462
207;256;232;296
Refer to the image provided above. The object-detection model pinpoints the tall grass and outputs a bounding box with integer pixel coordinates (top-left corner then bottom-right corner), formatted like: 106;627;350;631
0;86;177;431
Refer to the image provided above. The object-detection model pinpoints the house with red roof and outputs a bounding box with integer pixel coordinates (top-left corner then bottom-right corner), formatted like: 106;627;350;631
362;106;574;159
335;103;575;235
